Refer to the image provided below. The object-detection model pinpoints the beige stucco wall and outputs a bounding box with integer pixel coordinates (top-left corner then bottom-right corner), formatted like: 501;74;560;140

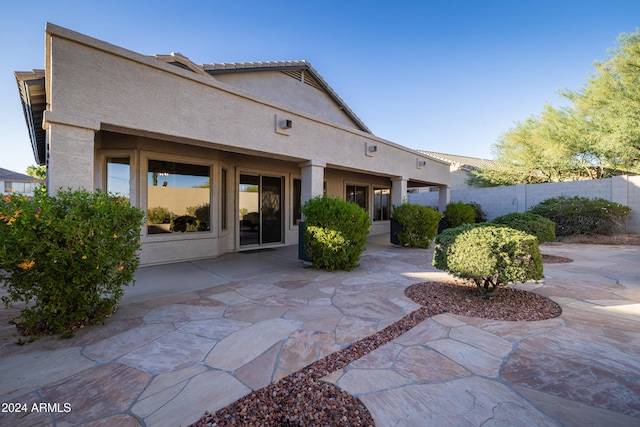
212;71;358;130
450;168;473;189
45;24;449;187
42;24;450;264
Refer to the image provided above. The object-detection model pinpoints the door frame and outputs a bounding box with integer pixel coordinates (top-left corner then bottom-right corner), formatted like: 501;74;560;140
237;171;284;249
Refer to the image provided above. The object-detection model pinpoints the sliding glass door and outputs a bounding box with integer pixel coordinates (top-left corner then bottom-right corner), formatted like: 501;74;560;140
239;174;283;246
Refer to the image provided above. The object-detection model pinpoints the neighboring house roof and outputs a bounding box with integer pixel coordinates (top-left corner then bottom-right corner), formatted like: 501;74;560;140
417;150;496;171
153;53;371;133
15;70;46;165
0;167;34;182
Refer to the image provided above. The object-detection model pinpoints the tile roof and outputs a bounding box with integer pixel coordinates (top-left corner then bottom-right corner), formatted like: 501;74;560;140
0;167;35;182
417;150;496;171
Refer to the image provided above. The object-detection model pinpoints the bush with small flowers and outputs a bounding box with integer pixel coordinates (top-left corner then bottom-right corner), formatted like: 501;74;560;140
0;188;144;336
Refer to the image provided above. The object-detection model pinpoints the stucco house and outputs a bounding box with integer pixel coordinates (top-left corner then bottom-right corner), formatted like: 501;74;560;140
15;23;450;265
0;167;38;197
415;151;497;190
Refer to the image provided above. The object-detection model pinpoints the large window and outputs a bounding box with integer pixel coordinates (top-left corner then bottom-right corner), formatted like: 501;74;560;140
107;157;130;200
374;188;391;221
4;181;34;194
346;184;367;211
147;160;210;234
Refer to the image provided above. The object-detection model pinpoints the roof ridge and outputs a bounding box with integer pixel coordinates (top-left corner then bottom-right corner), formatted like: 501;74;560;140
418;150;492;162
416;150;497;171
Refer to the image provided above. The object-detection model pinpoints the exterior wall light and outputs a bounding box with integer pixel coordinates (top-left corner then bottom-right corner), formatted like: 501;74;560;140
365;142;377;157
279;119;292;129
275;114;292;135
416;158;427;169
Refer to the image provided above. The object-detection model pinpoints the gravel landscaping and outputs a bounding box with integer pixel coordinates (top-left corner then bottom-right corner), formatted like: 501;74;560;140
191;261;564;426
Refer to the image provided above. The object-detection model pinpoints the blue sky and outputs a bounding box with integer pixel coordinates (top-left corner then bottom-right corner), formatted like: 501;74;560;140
1;0;639;174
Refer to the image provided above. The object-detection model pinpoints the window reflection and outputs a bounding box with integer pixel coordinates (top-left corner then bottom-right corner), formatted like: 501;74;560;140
107;157;130;200
346;184;367;211
147;160;210;234
374;188;391;221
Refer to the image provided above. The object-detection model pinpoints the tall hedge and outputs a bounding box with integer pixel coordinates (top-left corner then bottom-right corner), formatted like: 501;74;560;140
1;189;144;336
441;201;477;229
433;223;543;295
301;196;370;271
529;196;630;236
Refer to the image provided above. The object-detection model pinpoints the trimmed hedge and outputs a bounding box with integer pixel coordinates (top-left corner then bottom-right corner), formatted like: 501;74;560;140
301;196;370;271
528;196;630;236
391;203;441;248
492;212;556;243
1;189;144;336
441;202;476;229
433;223;543;295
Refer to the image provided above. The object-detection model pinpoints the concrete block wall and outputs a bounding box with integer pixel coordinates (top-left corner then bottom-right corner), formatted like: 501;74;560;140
408;176;640;233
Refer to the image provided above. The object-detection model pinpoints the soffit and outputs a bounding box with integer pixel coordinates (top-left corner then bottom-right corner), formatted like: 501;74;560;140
15;70;46;165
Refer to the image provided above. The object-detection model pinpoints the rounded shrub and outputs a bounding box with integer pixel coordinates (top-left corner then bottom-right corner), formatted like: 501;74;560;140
432;223;543;295
147;206;172;224
491;212;556;243
0;189;145;336
441;201;476;230
529;196;630;236
301;195;370;271
391;203;441;248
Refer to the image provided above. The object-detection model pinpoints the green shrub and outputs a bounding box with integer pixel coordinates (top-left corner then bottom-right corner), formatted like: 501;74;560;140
492;212;556;243
0;189;145;336
432;223;543;295
147;206;172;224
441;202;477;229
469;201;487;223
391;203;441;248
186;203;211;227
301;196;370;271
528;196;630;236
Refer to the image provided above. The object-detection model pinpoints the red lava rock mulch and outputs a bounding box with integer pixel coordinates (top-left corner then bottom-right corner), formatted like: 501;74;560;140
404;281;563;322
191;280;562;426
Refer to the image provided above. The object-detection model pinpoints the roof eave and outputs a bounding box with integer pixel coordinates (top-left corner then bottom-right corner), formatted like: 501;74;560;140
15;70;47;166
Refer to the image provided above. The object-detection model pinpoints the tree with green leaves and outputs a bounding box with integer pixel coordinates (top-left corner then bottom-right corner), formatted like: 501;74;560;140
468;31;640;187
26;165;46;180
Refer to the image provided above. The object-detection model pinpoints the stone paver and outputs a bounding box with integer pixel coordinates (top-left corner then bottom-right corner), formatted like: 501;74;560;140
204;318;300;371
0;238;638;426
357;377;556;427
40;363;151;426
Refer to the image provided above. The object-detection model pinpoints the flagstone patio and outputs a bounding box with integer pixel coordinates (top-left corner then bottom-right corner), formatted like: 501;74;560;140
0;236;638;426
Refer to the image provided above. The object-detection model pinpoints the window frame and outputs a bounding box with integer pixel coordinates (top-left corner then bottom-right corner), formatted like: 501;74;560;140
140;151;216;241
345;183;369;214
373;187;391;221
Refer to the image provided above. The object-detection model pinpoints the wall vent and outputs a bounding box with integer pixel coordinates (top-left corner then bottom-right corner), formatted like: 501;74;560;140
282;70;323;91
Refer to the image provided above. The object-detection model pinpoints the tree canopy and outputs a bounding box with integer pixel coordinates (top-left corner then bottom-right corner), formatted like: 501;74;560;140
468;30;640;187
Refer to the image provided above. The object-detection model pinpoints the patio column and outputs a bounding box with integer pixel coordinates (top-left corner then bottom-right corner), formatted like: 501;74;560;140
44;111;100;195
391;176;408;207
299;160;326;209
438;185;450;212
